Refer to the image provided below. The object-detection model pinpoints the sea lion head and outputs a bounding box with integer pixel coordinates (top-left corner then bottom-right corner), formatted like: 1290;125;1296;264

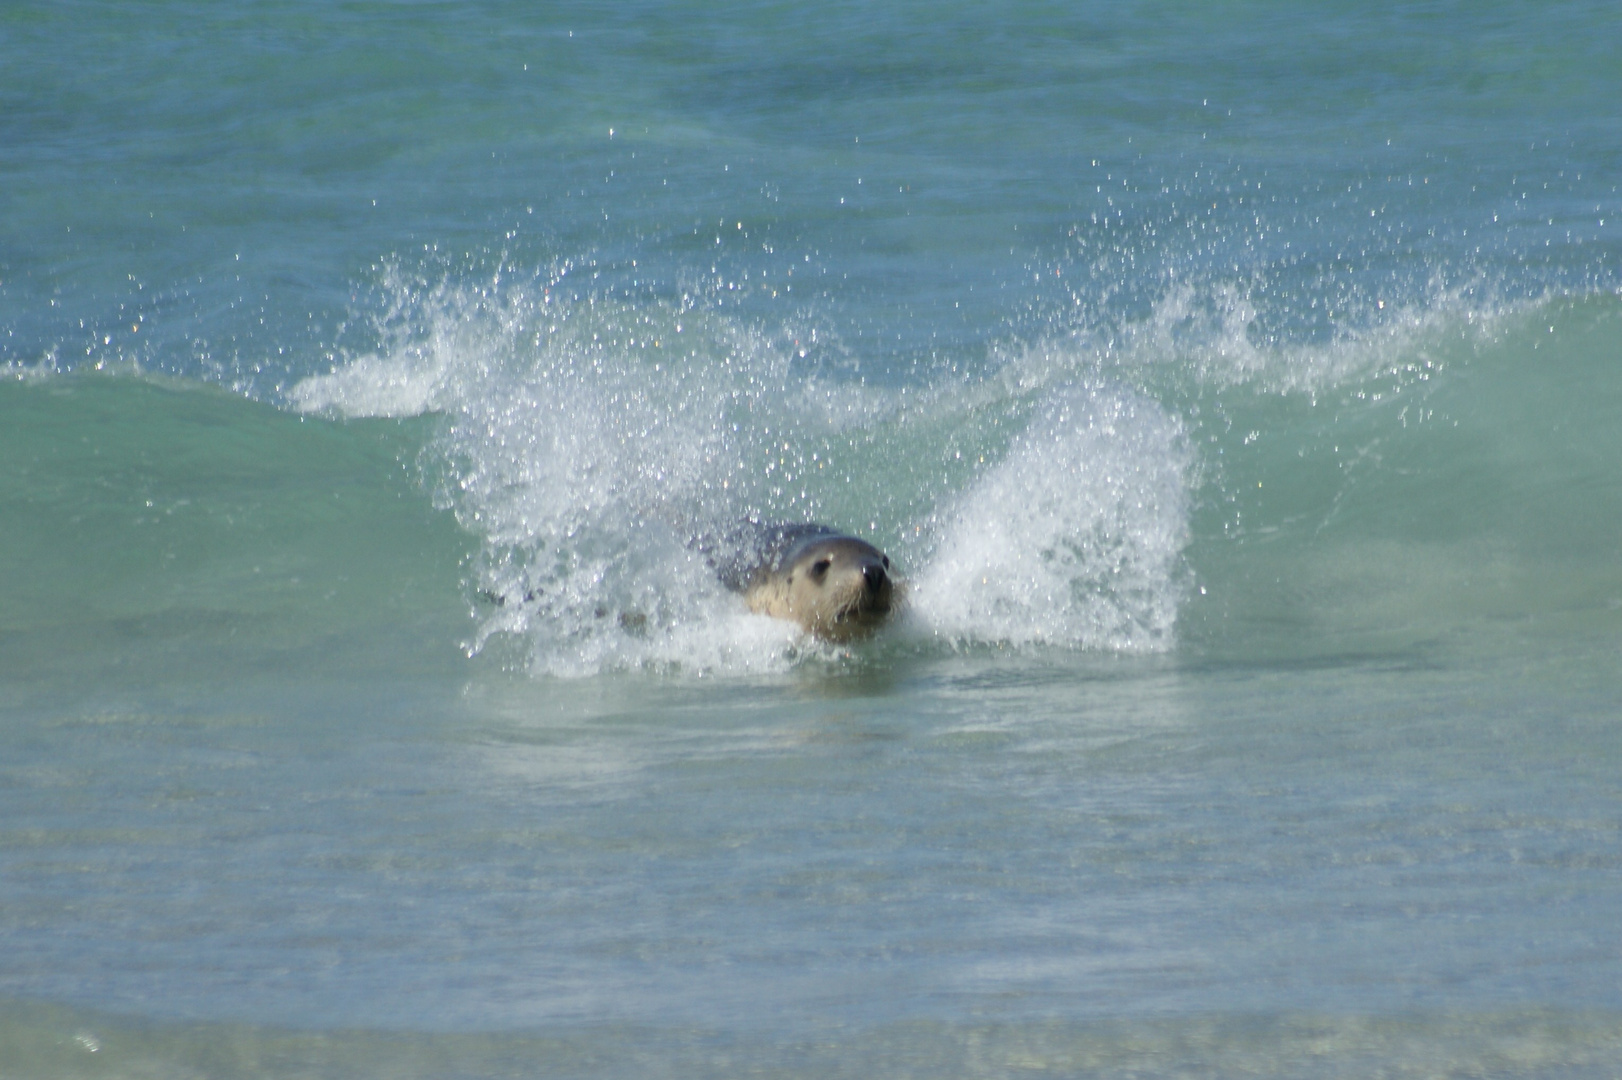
772;534;898;641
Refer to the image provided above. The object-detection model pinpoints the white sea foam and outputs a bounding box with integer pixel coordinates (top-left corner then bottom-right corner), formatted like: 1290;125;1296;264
290;265;909;674
992;275;1528;411
909;383;1190;651
285;349;448;418
288;263;1532;674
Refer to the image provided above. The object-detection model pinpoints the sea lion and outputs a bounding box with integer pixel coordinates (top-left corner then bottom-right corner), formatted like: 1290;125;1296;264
703;522;900;641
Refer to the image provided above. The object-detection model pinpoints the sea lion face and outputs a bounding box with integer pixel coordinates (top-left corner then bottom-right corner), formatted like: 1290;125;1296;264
746;534;899;641
783;536;897;640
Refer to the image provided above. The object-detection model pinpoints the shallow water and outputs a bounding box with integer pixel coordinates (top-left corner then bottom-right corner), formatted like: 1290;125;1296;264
4;1;1622;1075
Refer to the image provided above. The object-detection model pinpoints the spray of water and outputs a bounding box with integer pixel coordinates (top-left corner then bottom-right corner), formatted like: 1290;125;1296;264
908;383;1190;651
288;256;1523;676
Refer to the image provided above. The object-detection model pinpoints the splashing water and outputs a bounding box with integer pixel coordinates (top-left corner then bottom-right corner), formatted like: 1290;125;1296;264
290;261;1205;674
285;248;1568;677
909;383;1190;651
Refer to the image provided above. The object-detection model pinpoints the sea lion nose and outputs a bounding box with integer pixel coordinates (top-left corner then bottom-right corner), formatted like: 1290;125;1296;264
862;563;888;594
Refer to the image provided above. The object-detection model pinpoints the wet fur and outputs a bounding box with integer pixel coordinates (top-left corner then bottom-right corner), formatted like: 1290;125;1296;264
701;522;901;641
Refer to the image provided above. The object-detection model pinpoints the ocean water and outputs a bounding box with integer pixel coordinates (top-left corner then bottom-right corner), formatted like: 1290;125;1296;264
4;1;1622;1075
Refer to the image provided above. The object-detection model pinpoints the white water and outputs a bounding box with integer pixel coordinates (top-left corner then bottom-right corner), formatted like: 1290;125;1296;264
292;266;1198;673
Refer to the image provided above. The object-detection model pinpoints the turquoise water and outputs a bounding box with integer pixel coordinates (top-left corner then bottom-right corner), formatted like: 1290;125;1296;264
4;2;1622;1075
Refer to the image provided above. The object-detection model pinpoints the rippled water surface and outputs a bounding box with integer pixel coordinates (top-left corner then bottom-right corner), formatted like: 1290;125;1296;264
4;1;1621;1075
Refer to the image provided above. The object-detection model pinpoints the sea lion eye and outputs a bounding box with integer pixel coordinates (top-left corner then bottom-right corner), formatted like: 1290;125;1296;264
811;558;832;578
882;556;890;569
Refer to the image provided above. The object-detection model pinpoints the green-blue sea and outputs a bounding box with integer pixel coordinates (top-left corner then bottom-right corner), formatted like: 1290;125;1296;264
4;2;1622;1075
